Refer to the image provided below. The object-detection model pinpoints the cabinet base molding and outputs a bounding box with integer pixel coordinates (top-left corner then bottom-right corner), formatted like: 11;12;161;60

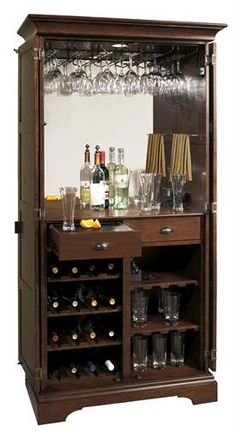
26;375;217;425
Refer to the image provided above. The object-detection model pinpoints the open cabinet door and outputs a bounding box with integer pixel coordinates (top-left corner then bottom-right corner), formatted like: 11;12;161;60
207;42;217;371
18;36;44;391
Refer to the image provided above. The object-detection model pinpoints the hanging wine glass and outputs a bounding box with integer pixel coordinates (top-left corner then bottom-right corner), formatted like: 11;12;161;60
70;58;88;93
59;63;73;96
148;60;163;95
44;57;62;94
124;56;140;96
140;60;152;94
80;62;94;96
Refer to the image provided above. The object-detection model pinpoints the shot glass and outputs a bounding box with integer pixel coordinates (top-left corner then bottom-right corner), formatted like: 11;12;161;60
139;173;153;212
170;174;186;212
132;335;148;372
163;291;180;325
131;288;148;327
151;173;162;210
170;332;185;367
59;186;77;231
152;333;167;369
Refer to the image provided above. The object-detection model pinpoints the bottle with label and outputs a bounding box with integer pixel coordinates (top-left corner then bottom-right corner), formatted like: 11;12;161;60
107;147;116;206
80;144;91;208
90;145;105;210
100;151;109;209
114;148;129;210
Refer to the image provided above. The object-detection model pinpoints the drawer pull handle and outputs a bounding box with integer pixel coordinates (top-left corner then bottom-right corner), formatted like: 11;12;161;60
93;241;110;251
160;226;174;234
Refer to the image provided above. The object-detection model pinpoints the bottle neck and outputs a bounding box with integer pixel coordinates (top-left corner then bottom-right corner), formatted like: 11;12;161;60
109;149;115;164
100;151;106;166
84;151;90;164
118;151;124;165
94;152;101;166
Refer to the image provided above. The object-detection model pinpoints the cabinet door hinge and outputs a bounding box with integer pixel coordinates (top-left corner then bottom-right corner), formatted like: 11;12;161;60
33;48;44;61
205;53;216;66
204;202;217;214
35;368;43;381
34;208;45;221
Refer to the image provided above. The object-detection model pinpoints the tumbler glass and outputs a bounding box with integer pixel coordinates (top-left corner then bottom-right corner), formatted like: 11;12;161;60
151;174;162;210
170;332;185;367
152;333;167;369
59;187;77;231
163;291;180;325
131;289;148;327
132;335;148;372
170;174;186;212
140;173;153;212
158;289;168;317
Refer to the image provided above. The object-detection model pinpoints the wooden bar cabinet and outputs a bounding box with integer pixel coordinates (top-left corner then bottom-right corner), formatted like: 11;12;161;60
16;14;226;424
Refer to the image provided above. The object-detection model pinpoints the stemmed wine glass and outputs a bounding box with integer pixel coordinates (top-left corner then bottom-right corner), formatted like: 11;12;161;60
44;57;62;94
124;56;140;96
70;58;88;93
59;63;73;96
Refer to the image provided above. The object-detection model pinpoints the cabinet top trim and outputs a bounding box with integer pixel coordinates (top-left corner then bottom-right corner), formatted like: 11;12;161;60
17;14;227;42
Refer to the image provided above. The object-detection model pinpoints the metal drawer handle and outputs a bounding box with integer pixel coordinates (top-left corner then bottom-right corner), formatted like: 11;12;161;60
160;226;174;234
93;241;111;251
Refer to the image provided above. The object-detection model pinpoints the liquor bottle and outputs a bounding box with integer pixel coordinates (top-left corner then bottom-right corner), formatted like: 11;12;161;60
49;263;61;278
114;148;129;210
107;147;116;206
90;145;105;210
100;151;109;208
80;144;91;208
47;289;60;311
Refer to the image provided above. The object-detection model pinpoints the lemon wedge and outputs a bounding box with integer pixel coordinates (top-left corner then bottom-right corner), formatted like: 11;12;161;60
92;219;101;229
80;219;95;228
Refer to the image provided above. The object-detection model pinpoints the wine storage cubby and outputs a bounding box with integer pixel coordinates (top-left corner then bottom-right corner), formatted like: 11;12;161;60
16;14;225;424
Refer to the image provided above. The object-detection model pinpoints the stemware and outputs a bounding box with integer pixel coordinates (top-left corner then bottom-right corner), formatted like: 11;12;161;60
70;59;88;93
59;64;73;96
44;57;62;94
124;57;140;96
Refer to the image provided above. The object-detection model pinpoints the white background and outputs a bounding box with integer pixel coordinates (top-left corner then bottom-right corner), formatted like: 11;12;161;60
0;0;235;430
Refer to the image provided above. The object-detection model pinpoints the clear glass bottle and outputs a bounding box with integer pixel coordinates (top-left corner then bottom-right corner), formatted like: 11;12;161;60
114;148;129;209
80;144;91;208
100;151;109;209
90;145;105;210
107;147;116;207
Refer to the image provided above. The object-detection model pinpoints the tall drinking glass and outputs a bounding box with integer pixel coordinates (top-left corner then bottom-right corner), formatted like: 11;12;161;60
163;291;180;325
131;288;148;327
132;335;148;372
140;173;153;212
170;174;186;212
170;332;185;367
152;333;167;369
59;187;77;231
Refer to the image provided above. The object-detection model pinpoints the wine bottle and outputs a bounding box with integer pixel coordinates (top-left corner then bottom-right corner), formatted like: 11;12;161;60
79;319;97;340
87;263;98;276
87;360;98;375
49;263;61;278
49;330;60;343
114;147;129;210
99;323;116;339
61;295;79;309
99;292;117;307
100;151;109;209
69;328;80;341
104;359;115;372
80;144;91;209
67;263;79;277
70;363;79;376
84;287;99;308
47;290;60;310
107;147;116;207
90;145;105;210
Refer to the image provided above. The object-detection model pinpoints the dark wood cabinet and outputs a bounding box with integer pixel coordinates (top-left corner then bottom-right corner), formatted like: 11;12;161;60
16;14;226;424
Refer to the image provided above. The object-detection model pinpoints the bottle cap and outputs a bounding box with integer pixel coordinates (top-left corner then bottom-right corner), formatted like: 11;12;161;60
52;266;59;274
72;300;79;308
90;331;96;339
71;366;77;374
52;301;59;309
91;299;98;307
72;332;79;340
100;151;105;164
108;330;115;338
71;266;79;274
109;298;116;306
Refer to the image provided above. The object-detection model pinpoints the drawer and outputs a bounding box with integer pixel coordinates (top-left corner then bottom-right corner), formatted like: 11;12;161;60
130;217;201;244
48;224;141;260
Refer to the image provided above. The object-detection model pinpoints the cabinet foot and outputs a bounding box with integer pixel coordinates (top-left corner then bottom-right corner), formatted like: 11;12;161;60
178;380;217;405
